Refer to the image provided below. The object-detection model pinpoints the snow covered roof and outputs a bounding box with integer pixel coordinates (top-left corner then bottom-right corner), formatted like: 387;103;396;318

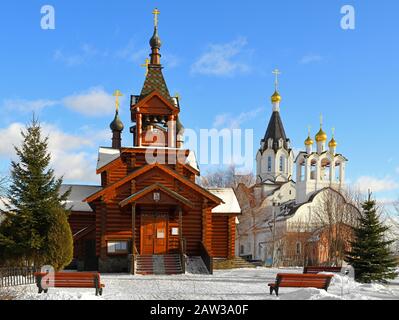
61;185;102;212
208;188;241;214
97;147;121;171
185;150;199;172
0;197;11;211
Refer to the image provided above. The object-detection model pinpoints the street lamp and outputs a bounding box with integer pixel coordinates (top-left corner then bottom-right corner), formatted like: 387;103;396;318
271;199;280;268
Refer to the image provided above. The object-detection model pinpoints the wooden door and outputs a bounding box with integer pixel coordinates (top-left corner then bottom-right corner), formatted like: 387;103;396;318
83;239;98;271
141;214;168;255
154;215;167;254
141;215;155;255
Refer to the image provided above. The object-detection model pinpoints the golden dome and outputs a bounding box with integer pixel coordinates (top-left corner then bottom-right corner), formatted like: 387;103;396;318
328;137;337;148
315;128;327;142
305;136;314;146
271;90;281;103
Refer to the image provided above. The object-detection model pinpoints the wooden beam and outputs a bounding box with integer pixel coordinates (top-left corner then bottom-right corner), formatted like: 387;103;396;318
131;202;136;275
178;205;183;244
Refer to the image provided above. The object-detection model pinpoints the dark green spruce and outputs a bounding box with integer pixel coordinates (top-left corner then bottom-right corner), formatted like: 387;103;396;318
345;193;398;283
0;117;73;270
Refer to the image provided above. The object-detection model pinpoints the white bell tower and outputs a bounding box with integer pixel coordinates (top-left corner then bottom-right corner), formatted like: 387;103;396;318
256;69;294;184
295;118;347;203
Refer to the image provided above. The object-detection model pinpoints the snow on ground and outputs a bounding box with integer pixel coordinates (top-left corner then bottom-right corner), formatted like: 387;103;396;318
10;267;399;300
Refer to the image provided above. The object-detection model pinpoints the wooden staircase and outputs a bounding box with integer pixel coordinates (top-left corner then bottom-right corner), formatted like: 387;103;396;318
213;257;259;270
136;254;184;275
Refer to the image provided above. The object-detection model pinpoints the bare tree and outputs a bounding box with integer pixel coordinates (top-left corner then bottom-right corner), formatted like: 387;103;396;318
199;165;255;189
311;188;361;266
384;200;399;256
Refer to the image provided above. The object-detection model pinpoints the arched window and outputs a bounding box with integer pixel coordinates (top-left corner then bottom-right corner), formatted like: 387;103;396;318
267;157;272;172
310;160;317;180
280;156;285;172
335;162;341;182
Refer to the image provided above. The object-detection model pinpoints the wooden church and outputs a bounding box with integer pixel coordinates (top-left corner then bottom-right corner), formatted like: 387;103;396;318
64;10;241;274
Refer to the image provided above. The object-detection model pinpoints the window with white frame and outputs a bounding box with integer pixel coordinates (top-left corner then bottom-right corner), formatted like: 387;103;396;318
280;156;285;172
107;241;128;254
267;157;272;172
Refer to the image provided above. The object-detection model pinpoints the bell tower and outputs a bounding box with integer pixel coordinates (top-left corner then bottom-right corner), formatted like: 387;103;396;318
129;8;184;149
256;69;294;184
295;119;348;203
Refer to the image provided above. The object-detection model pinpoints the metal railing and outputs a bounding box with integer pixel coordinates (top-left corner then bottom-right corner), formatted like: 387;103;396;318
0;267;37;288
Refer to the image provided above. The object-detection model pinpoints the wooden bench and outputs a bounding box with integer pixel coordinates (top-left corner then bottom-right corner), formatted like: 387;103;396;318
34;272;105;296
303;266;342;274
268;273;334;296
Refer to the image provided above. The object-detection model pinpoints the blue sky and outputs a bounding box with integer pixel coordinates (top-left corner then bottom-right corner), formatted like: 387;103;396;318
0;0;398;203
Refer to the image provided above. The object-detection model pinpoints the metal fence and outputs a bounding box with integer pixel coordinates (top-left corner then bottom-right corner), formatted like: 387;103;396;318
0;267;37;288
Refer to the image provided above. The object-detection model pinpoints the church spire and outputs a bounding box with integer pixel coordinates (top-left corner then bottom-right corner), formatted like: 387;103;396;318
262;69;288;152
257;69;293;184
138;8;172;102
271;69;282;111
149;8;162;65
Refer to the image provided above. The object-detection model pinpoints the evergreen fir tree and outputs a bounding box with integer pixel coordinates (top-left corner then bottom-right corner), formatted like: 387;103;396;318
345;193;398;283
0;117;72;268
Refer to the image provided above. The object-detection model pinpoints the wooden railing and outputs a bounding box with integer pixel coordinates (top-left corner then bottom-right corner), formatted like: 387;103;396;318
179;238;187;274
130;244;139;275
0;267;37;288
199;242;213;275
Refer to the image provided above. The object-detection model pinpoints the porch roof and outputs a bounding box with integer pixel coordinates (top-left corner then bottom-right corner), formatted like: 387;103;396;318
119;183;195;209
85;163;223;206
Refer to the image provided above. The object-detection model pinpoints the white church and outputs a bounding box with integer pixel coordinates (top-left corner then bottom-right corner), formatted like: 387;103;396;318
235;71;358;266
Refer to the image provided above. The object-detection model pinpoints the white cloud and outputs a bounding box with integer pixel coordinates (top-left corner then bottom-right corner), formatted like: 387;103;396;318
163;53;180;69
0;122;101;183
115;40;147;63
354;176;399;193
0;123;24;157
191;37;251;76
2;87;120;118
213;107;264;129
2;99;58;113
53;44;107;67
300;54;323;65
63;87;118;117
53;49;85;67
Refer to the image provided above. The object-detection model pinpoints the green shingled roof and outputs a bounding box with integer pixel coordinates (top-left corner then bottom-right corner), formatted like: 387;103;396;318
139;65;172;103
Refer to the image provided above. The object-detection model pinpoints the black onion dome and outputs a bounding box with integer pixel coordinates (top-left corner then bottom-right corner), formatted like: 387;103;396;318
110;112;124;132
150;27;162;49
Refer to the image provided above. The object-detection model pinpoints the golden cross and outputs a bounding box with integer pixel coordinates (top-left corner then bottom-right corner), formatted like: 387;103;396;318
320;114;323;128
152;8;160;27
272;68;281;90
113;90;123;112
175;92;180;100
141;58;150;75
308;125;311;136
332;127;335;137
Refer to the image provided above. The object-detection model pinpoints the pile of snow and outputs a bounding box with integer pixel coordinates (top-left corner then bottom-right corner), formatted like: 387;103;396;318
282;273;397;300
